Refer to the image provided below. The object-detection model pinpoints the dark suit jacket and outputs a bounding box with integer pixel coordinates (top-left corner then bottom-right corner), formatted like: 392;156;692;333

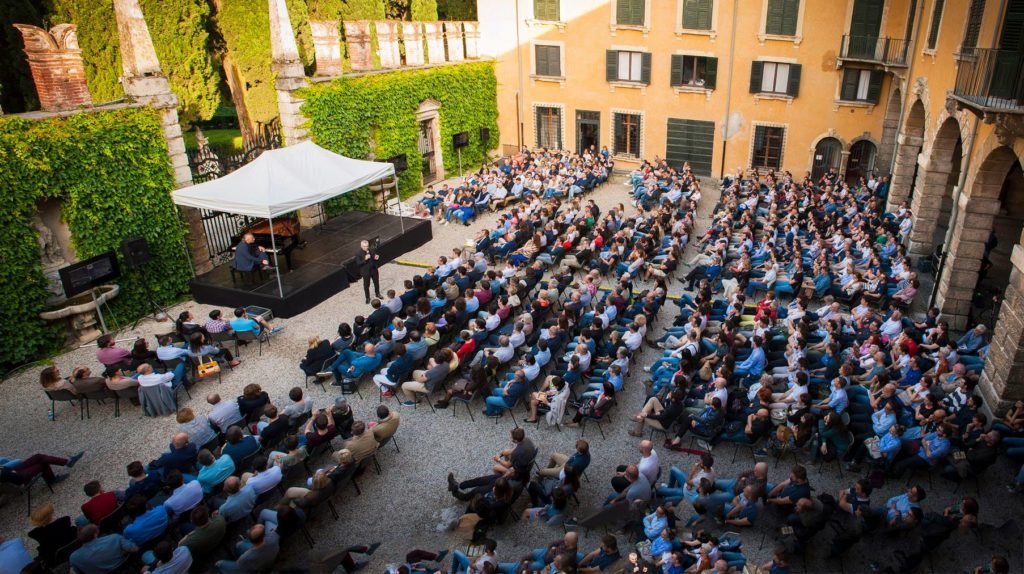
357;248;377;277
149;442;198;473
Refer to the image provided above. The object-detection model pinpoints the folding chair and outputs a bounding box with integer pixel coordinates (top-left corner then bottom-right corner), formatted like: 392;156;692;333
451;389;479;422
44;389;81;420
236;330;269;357
304;353;338;393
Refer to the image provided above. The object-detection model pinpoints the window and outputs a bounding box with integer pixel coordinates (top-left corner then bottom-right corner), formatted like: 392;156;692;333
533;0;560;21
927;0;944;50
535;44;562;77
765;0;799;36
840;68;884;102
960;0;986;55
682;0;713;29
752;125;784;169
613;112;641;158
606;50;652;84
536;106;562;150
670;55;719;89
749;61;801;96
616;0;646;26
666;118;715;176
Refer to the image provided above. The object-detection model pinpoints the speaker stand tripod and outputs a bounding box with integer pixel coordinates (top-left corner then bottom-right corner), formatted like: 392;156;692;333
132;266;170;329
90;287;119;335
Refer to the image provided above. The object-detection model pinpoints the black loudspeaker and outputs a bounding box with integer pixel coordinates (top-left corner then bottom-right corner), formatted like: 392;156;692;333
121;237;151;268
388;154;408;173
479;127;490;142
453;132;470;149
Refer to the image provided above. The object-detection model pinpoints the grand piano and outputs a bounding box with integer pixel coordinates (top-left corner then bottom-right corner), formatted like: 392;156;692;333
229;217;304;271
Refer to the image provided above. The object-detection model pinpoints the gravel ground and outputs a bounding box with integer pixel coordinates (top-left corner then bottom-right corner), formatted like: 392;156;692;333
1;173;1020;573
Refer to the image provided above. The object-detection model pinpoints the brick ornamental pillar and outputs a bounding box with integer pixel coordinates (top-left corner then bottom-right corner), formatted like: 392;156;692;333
13;24;92;112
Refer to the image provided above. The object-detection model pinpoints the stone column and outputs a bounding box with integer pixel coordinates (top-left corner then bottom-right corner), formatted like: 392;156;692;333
376;21;400;68
345;21;374;71
424;22;446;64
113;0;210;272
402;22;424;66
978;244;1024;415
13;24;92;111
908;159;954;257
935;194;1001;330
886;132;922;212
310;20;342;77
445;22;465;62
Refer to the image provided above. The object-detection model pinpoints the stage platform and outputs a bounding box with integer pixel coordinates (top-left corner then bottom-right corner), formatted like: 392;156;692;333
189;211;432;317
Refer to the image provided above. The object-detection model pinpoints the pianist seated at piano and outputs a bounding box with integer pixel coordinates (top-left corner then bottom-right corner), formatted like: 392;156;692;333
233;233;273;272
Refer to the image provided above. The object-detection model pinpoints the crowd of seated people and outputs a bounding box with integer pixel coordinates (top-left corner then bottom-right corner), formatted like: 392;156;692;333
15;151;1022;573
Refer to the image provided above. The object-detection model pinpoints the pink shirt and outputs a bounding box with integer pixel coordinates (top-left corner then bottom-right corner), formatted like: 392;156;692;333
97;346;130;366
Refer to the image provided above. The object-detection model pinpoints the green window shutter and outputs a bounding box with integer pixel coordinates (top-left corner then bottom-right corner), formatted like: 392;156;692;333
535;46;547;76
534;0;559;21
697;0;713;29
786;63;802;96
928;0;944;49
704;57;718;89
556;110;563;149
670;55;684;86
766;0;785;34
781;0;799;35
683;0;712;30
606;50;618;82
617;0;644;26
749;61;764;93
867;70;884;103
840;69;859;100
552;47;561;77
640;52;652;84
961;0;986;53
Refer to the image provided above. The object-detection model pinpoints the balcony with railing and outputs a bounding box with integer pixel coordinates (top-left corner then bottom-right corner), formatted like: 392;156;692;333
951;48;1024;113
838;35;909;68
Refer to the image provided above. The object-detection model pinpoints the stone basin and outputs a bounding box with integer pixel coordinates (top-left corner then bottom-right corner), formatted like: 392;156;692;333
39;284;120;344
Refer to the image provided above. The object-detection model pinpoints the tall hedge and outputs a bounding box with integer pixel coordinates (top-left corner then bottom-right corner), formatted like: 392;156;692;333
436;0;475;20
301;61;498;212
48;0;222;126
410;0;438;21
217;0;313;125
0;106;191;373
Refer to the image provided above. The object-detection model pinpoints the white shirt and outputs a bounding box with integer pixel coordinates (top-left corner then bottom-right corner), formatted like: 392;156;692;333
623;330;643;351
638;451;660;485
138;372;175;388
208;400;243;431
494;344;515;364
245;466;283;494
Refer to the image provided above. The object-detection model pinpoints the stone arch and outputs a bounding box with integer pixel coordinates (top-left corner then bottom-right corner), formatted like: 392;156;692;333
877;87;901;173
935;145;1021;332
807;133;846;179
416;99;444;184
888;98;926;210
908;117;964;257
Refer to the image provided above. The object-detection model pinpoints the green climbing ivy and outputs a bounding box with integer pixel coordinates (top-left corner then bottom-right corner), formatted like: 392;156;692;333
300;61;498;214
410;0;439;21
217;0;313;125
48;0;222;126
0;106;191;374
436;0;475;20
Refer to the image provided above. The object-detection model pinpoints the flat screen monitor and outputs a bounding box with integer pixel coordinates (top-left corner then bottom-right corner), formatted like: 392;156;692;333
58;251;120;298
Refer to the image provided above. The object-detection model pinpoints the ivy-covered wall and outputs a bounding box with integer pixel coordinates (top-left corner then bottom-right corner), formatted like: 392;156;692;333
0;107;191;373
300;61;498;213
48;0;222;126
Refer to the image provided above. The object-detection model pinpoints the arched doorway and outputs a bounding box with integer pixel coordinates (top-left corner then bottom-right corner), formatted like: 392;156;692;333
811;137;842;181
889;99;925;210
846;140;877;183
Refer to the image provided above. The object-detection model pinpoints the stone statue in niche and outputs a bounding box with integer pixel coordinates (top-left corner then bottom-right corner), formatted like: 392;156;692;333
33;215;67;303
33;215;64;268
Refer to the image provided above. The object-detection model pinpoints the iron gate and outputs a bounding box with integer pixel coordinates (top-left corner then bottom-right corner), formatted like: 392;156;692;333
185;123;281;261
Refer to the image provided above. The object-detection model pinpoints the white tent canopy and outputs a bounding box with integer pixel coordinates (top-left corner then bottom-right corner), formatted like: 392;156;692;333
171;140;395;219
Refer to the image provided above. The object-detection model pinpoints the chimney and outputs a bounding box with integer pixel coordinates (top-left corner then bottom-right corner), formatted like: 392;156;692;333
310;20;342;77
13;24;92;112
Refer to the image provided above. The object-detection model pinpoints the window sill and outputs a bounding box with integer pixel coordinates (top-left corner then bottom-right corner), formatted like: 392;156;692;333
758;33;802;46
610;24;650;35
753;93;794;103
922;48;937;57
531;74;566;85
953;50;977;62
612;154;642;162
673;85;714;98
674;28;717;40
833;99;876;111
525;19;567;31
608;81;648;93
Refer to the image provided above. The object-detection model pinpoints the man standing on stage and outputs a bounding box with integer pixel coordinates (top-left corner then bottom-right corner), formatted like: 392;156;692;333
234;233;271;271
359;239;382;304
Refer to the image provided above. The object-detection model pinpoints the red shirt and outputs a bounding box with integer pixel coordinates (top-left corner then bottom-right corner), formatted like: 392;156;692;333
456;339;477;363
81;491;118;523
